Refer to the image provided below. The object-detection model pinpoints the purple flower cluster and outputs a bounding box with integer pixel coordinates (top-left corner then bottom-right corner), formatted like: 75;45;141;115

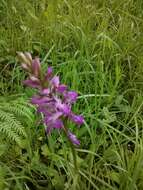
18;52;84;146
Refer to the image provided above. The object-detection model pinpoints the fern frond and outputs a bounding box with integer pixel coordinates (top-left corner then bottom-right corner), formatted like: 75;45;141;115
2;103;34;124
0;122;22;145
0;98;35;145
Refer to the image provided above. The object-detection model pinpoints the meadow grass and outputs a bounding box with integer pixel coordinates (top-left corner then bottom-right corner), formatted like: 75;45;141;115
0;0;143;189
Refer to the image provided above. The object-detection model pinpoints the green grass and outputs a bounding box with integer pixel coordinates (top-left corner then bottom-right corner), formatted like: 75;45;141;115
0;0;143;189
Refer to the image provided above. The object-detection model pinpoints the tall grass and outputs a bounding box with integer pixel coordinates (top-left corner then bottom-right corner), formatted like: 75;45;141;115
0;0;143;189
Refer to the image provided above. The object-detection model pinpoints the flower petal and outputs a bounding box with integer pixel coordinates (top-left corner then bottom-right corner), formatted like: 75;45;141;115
45;119;63;134
47;67;53;76
68;131;80;146
70;114;84;125
52;119;63;129
31;96;51;105
44;67;53;81
51;76;60;88
57;84;67;93
37;106;51;116
23;79;40;88
55;98;71;116
32;58;41;77
40;88;50;95
64;91;78;103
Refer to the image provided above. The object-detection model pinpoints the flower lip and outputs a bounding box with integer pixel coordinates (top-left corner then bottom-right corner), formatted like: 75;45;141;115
44;113;63;134
57;84;67;93
64;91;78;103
55;98;71;116
40;88;50;96
70;114;84;125
68;131;80;146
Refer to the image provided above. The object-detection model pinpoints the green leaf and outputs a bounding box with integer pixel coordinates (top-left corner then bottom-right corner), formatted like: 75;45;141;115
0;144;7;157
41;144;50;157
109;171;120;184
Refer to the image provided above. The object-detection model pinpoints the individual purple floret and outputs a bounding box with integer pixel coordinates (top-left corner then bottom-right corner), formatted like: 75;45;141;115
68;131;80;146
18;52;84;146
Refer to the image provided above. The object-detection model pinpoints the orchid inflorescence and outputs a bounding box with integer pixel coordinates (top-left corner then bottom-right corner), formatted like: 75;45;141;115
18;52;84;146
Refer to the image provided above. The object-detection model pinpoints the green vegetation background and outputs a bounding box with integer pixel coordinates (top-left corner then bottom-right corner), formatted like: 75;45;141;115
0;0;143;189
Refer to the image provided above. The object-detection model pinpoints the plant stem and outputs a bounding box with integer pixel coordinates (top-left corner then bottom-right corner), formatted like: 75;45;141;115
69;140;78;172
63;121;78;172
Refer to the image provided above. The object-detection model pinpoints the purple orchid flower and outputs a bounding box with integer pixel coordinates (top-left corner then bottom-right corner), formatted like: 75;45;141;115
18;52;84;146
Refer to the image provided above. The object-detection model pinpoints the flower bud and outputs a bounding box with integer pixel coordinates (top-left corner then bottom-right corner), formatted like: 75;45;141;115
17;52;28;63
24;52;32;63
17;52;32;68
32;58;41;77
21;63;30;71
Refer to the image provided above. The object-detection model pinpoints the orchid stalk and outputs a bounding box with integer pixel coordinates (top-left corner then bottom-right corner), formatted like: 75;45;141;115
18;52;84;155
